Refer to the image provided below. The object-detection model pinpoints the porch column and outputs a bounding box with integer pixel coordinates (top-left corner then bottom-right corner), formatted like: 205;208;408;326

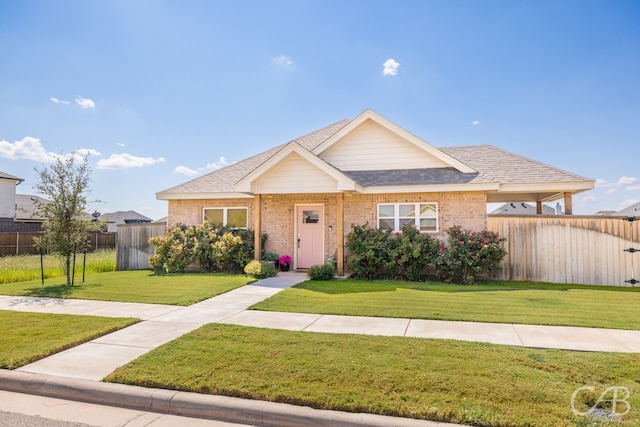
337;193;344;276
254;194;262;260
536;201;543;215
564;192;572;215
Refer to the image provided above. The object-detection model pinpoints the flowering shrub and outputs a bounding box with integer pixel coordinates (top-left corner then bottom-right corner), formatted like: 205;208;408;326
388;225;440;281
433;226;507;285
149;224;263;274
345;224;507;284
346;223;440;281
278;255;292;265
244;260;277;279
346;224;394;280
149;224;197;273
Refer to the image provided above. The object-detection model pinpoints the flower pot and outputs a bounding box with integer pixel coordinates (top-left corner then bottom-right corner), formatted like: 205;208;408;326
280;262;290;272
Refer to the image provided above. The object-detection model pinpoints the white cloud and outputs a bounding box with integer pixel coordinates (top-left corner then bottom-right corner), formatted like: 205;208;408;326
75;96;96;109
606;188;617;194
272;55;293;66
117;142;125;147
50;97;70;105
472;120;480;126
618;176;639;186
97;153;166;169
383;58;400;76
206;156;228;170
0;136;61;162
0;137;98;163
581;195;598;203
174;165;199;176
595;178;609;187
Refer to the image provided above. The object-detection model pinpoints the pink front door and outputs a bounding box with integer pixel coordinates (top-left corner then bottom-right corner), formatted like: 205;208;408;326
296;205;324;269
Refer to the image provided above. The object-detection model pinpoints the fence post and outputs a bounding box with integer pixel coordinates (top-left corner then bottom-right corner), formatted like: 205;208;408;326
16;232;19;256
624;216;638;285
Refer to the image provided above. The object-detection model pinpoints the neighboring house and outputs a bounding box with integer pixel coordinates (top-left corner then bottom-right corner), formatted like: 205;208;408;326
490;202;559;215
0;171;46;232
613;202;640;217
98;210;153;233
593;210;617;216
156;109;594;275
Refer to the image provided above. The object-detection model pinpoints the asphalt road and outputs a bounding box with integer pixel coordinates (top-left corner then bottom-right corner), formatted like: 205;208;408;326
0;411;95;427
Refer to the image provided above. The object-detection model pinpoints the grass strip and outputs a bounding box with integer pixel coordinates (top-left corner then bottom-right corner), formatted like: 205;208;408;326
251;279;640;330
0;311;138;369
0;250;116;284
0;271;254;305
105;323;640;426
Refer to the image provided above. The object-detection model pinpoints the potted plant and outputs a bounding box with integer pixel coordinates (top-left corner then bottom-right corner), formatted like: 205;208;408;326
263;252;279;268
278;255;292;271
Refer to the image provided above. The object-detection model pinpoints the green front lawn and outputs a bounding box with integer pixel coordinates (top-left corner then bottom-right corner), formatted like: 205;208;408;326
0;271;254;305
251;279;640;330
105;323;640;426
0;311;138;369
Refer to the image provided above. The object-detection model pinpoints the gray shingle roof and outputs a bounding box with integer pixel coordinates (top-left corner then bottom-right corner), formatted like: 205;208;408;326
0;171;23;182
440;145;590;185
613;202;640;217
343;168;481;186
159;119;349;195
15;195;48;221
157;119;592;197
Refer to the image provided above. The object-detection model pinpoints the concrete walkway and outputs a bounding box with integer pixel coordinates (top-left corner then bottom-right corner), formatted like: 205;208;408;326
2;271;640;426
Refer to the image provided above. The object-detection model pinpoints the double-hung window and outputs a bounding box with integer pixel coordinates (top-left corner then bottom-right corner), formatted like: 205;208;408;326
378;203;438;232
203;207;248;229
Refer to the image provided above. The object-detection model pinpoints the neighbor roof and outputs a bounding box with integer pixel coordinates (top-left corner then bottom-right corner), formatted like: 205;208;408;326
15;195;48;221
613;202;640;217
0;171;24;183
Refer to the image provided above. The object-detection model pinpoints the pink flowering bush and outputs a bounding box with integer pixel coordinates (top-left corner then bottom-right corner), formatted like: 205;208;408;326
433;226;507;284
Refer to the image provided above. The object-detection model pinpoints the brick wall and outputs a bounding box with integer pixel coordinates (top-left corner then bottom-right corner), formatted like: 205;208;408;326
344;191;487;238
168;190;487;260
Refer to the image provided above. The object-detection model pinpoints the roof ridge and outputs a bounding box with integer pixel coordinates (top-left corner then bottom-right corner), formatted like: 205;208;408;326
291;119;350;150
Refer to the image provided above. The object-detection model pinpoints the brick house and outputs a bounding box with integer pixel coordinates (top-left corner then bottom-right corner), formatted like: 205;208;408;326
156;110;594;275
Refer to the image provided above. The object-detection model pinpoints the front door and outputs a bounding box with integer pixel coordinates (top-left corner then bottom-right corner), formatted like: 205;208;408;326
296;205;324;269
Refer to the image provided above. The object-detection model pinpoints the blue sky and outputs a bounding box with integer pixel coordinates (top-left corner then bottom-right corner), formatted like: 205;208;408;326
1;0;639;220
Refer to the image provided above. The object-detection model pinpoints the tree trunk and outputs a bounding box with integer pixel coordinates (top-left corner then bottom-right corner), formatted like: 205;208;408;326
66;254;71;285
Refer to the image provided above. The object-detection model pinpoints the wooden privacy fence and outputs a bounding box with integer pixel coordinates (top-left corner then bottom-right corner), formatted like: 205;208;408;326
116;223;166;270
488;215;640;286
0;232;115;256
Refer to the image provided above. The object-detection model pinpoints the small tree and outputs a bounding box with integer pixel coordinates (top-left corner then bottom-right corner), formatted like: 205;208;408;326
33;153;97;285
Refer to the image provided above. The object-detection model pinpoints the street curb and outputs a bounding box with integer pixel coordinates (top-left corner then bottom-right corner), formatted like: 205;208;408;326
0;370;460;427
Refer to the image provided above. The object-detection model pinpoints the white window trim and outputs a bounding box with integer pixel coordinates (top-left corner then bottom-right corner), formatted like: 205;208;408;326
377;202;439;233
203;207;248;229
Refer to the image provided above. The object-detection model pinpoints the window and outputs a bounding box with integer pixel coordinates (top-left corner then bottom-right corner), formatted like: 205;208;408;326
203;207;248;229
378;203;438;232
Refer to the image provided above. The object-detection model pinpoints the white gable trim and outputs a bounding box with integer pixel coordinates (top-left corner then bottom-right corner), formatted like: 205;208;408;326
312;109;476;174
234;142;360;194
